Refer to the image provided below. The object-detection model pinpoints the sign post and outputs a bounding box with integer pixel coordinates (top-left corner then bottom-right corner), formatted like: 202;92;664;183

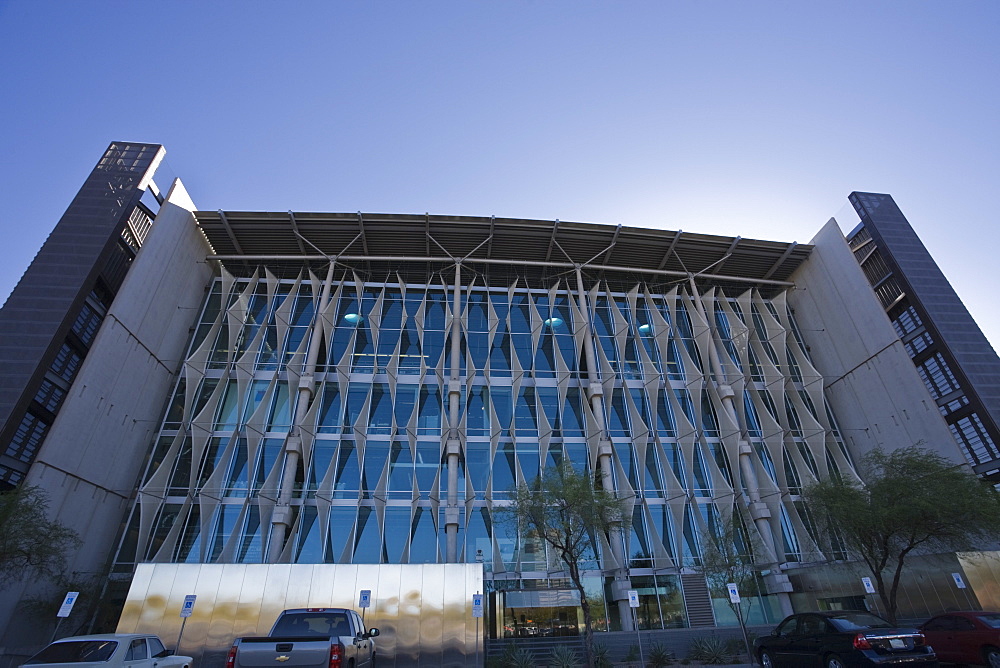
472;593;483;667
51;592;80;642
176;595;197;652
627;589;644;667
727;583;753;665
359;589;372;626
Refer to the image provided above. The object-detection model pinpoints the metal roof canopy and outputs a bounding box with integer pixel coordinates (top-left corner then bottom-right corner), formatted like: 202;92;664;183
194;211;812;289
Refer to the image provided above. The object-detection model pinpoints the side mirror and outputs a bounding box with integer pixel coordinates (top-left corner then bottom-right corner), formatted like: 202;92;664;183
366;628;380;638
771;629;780;637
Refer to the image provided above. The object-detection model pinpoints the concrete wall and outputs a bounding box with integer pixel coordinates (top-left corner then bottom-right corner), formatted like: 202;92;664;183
787;218;963;467
0;180;214;650
118;563;485;668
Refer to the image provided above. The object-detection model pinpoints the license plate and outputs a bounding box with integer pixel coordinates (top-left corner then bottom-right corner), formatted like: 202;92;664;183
889;638;905;649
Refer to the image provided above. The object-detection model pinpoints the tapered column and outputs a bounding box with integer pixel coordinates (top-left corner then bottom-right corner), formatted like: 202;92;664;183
575;266;635;630
445;262;463;562
267;263;336;562
686;275;792;614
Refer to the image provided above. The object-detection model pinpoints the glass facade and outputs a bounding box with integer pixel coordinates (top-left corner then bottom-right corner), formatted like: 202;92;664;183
115;265;858;629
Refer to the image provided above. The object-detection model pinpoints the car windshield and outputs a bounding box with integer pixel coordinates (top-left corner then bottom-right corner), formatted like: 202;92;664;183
272;614;352;637
978;614;1000;628
25;641;119;664
828;612;894;631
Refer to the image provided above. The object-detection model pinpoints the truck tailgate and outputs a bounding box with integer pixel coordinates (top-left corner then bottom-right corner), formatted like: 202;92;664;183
235;637;335;668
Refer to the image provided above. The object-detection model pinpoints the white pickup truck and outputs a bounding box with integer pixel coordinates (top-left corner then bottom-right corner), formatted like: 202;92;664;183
226;608;380;668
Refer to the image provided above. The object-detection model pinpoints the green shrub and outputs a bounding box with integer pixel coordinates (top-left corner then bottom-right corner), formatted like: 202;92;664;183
489;643;535;668
623;644;641;661
687;635;735;665
547;645;580;668
592;642;613;668
646;642;674;666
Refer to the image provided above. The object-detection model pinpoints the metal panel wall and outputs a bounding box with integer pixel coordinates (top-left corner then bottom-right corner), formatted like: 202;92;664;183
118;563;484;667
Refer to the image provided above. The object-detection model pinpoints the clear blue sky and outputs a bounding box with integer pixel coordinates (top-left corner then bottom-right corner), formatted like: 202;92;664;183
1;1;998;349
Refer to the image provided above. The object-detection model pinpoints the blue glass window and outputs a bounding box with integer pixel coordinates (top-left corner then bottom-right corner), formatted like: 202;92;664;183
465;507;492;565
362;442;389;498
267;382;292;432
492;387;513;429
383;506;409;563
644;447;664;497
415;443;439;496
397;322;421;374
214;380;240;431
468;331;489;374
465;442;490;494
537;386;560;434
380;290;403;329
649;504;675;560
655;392;676;437
663;441;686;488
562;388;585;436
317;384;341;434
208;504;241;562
607;390;630;437
630;389;652;433
489;332;512;375
353;507;381;563
417;385;442;434
467;292;489;332
253;438;284;492
514;386;538;435
394;384;418;428
225;439;249;497
388;441;414;495
296;506;323;563
466;386;490;436
517;443;540;483
629;509;653;568
492;442;516;494
327;506;355;562
422;331;444;368
368;383;392;433
308;442;337;497
375;328;398;372
701;391;720;438
424;291;447;331
673;389;696;426
237;505;262;563
333;443;360;498
409;507;437;563
692;444;712;496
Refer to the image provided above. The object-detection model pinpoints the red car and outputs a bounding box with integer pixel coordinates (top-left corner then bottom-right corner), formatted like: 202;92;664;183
920;611;1000;666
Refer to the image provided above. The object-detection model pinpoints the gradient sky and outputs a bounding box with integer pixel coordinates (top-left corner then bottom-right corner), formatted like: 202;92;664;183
1;1;997;349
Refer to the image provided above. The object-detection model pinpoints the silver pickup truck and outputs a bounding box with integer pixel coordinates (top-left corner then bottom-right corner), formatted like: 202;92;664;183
225;608;380;668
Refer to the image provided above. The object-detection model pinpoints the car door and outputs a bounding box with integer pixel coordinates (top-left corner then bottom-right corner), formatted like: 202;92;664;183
922;615;961;664
349;611;374;667
123;638;155;668
763;616;801;667
947;615;983;665
786;614;827;666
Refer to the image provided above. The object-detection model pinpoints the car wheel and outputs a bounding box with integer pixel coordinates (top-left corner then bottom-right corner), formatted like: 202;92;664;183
985;646;1000;668
825;655;846;668
759;650;775;668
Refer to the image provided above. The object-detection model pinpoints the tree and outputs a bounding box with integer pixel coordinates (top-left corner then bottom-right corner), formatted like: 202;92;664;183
696;507;764;664
804;446;1000;624
0;485;81;585
500;461;628;668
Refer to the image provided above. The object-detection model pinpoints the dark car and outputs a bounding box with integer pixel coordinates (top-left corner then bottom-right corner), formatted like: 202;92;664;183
920;611;1000;666
754;611;939;667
